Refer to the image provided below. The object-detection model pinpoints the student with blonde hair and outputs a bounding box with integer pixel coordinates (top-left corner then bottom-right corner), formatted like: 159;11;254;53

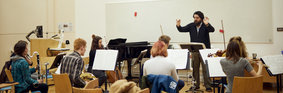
159;35;171;46
60;38;87;88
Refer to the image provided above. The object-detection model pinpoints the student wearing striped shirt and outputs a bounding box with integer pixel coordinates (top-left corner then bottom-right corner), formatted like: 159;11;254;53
60;38;88;88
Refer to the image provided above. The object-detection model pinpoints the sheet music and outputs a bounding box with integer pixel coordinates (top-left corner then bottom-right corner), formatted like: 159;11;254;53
55;64;61;74
199;49;220;64
92;50;118;71
261;55;283;75
207;57;226;77
166;49;188;69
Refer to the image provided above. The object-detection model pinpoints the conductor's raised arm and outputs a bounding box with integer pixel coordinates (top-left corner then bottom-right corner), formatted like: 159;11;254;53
176;19;191;32
203;17;215;32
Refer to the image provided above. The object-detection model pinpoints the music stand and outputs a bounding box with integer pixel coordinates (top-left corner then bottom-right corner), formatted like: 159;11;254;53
180;43;206;70
180;43;205;93
92;50;118;93
261;55;283;93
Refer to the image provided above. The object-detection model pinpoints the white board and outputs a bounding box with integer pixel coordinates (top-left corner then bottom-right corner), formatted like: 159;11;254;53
106;0;272;43
261;55;283;75
92;50;118;71
206;57;226;77
166;49;188;69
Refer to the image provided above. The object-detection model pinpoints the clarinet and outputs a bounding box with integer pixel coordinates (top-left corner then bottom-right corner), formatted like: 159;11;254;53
37;54;41;80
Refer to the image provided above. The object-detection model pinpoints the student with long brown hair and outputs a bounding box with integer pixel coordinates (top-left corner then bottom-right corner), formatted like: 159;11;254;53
87;34;106;86
220;40;263;93
229;36;248;58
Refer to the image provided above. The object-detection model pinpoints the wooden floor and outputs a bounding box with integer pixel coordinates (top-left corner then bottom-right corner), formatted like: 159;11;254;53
46;82;279;93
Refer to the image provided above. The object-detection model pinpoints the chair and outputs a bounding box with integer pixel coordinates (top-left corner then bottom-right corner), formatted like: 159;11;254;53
0;86;12;93
232;76;263;93
5;68;41;93
52;74;102;93
4;69;15;93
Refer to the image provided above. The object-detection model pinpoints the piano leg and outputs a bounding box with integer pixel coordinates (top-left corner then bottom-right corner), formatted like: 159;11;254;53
117;61;121;70
126;58;133;80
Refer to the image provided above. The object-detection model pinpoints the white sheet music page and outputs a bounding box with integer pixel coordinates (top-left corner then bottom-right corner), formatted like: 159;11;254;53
207;57;226;77
55;64;61;74
166;49;188;69
92;50;118;71
261;55;283;75
199;49;220;64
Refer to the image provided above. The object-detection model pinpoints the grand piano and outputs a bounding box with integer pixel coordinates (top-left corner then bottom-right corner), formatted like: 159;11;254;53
107;38;152;80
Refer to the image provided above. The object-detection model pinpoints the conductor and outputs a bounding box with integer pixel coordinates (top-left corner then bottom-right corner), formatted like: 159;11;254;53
176;11;215;91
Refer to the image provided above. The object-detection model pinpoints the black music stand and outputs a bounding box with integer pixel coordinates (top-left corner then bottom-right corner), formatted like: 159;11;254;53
180;43;205;93
180;43;206;70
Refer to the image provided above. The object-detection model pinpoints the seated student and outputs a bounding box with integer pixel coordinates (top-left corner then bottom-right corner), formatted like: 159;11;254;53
87;34;106;86
11;40;48;93
60;38;88;88
220;40;263;93
158;35;171;47
229;36;248;58
143;41;184;91
215;36;248;58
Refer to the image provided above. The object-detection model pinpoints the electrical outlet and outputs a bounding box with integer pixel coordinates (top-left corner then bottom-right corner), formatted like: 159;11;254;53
277;27;283;32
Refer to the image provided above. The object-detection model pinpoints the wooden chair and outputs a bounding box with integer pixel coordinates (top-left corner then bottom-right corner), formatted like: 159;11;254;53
4;69;15;93
72;87;102;93
52;74;102;93
232;76;263;93
5;69;41;93
5;69;13;82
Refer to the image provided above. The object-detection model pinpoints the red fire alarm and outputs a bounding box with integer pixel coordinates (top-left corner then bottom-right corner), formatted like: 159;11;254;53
134;11;137;17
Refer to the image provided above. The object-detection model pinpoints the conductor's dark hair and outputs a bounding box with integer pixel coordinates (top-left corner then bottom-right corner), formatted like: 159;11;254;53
14;40;28;57
193;11;204;20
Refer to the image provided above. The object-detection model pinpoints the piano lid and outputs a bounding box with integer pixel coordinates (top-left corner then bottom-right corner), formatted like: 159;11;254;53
107;38;127;46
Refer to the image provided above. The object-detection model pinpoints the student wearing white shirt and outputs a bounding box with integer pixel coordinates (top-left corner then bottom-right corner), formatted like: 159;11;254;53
143;41;184;91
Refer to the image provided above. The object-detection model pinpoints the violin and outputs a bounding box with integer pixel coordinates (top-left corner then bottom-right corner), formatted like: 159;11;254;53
208;50;226;57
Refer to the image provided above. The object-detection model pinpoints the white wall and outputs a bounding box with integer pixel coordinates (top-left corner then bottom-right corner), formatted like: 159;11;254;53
75;0;106;56
211;0;283;57
0;0;75;71
105;0;273;43
76;0;283;58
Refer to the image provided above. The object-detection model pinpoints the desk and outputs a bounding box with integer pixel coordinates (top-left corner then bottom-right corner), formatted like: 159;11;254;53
0;82;19;93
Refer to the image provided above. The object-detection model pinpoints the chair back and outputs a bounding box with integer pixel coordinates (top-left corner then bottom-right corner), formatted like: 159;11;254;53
72;87;102;93
232;76;263;93
4;69;15;93
5;69;13;82
52;74;72;93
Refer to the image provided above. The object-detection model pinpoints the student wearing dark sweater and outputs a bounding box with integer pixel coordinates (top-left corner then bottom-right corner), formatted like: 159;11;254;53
87;34;106;86
176;11;214;91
